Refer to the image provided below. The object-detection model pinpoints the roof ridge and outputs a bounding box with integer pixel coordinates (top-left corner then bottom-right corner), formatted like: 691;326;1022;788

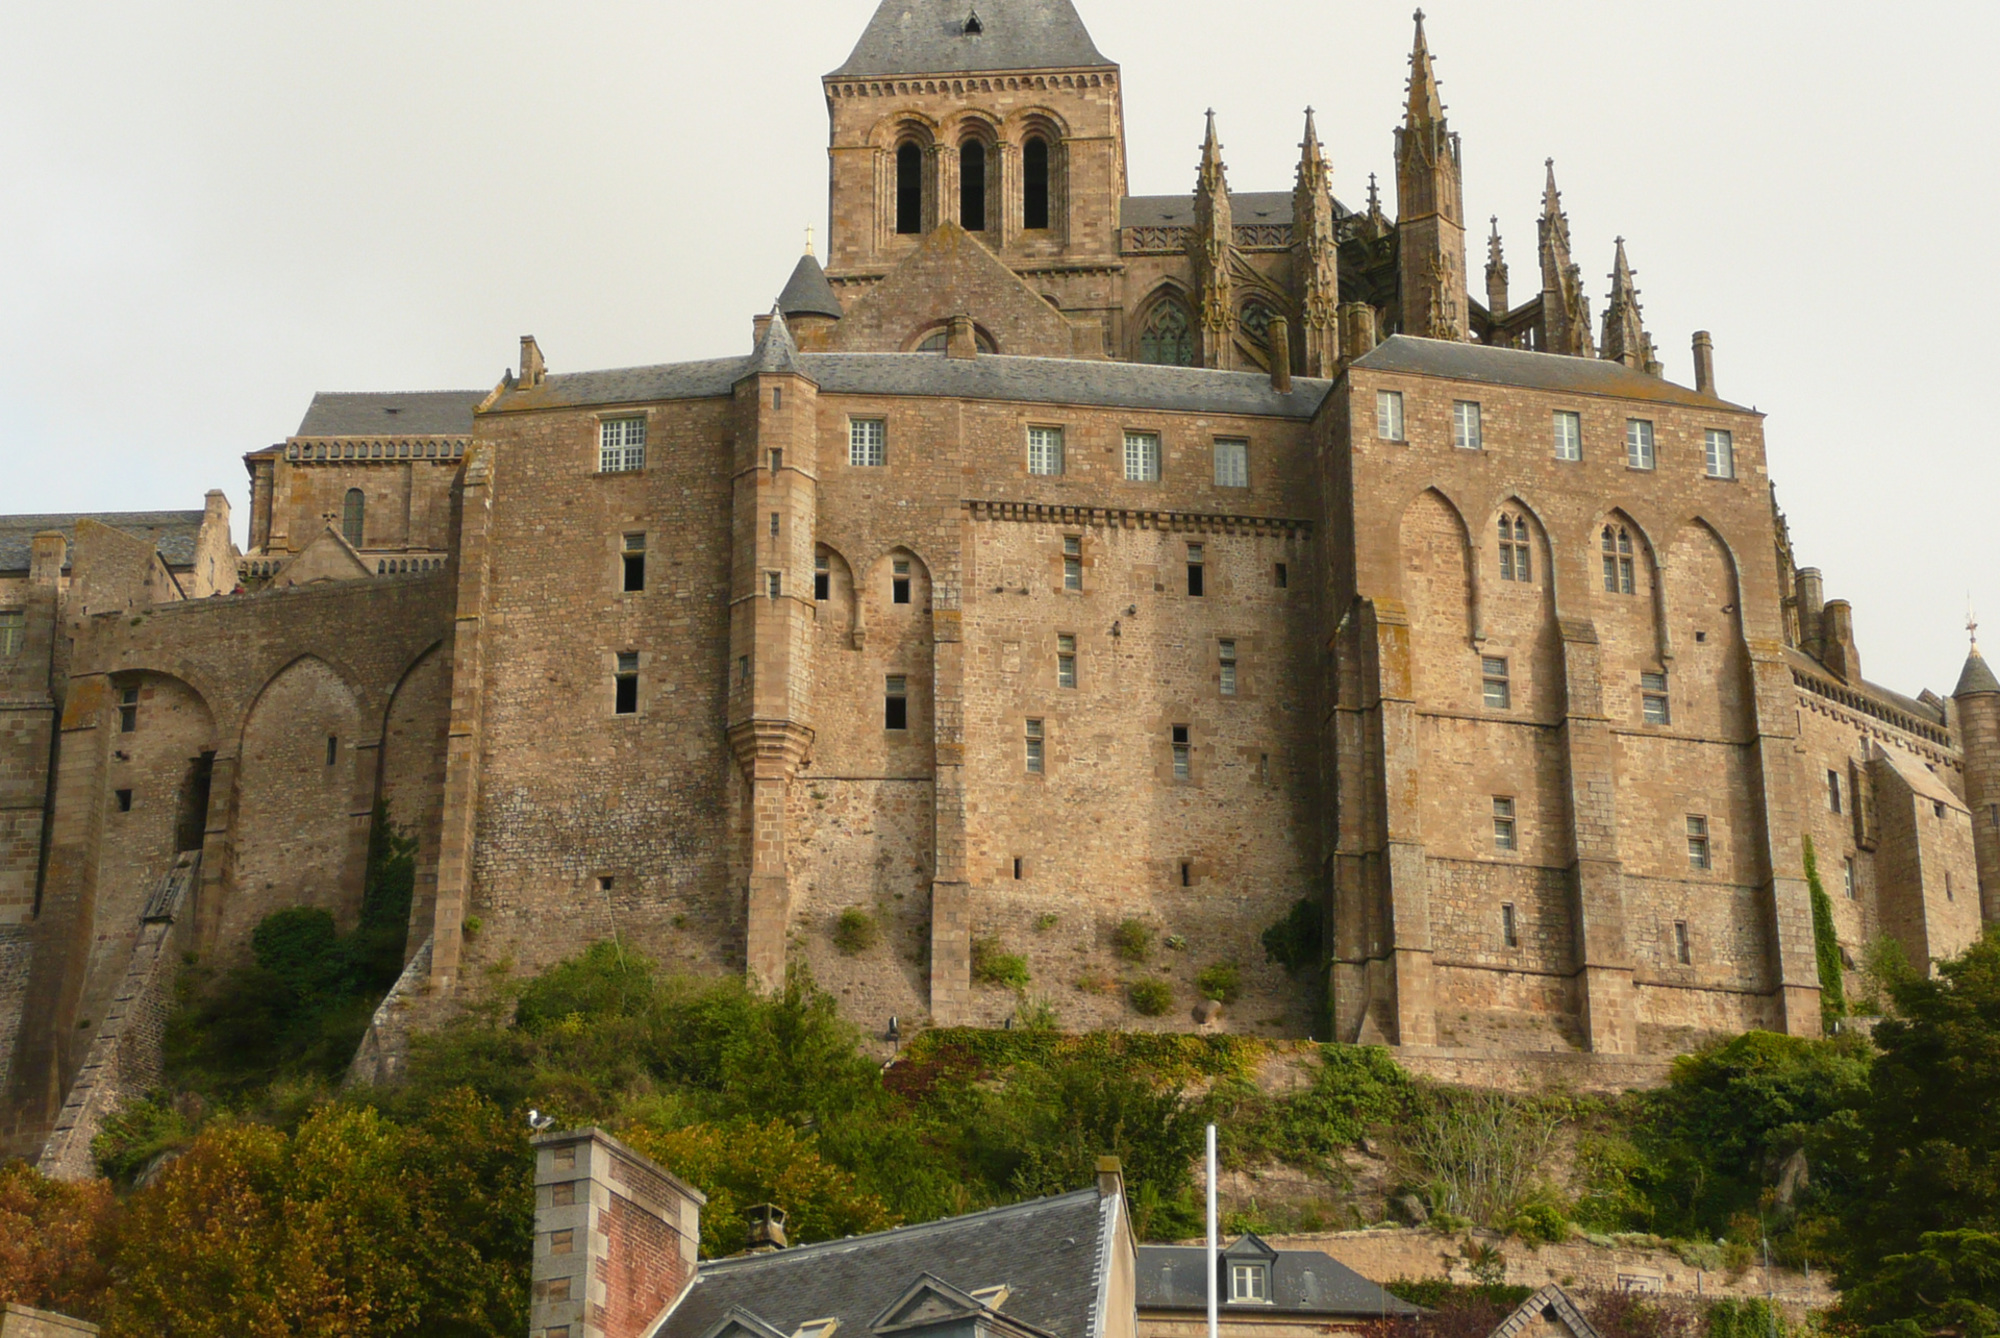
695;1188;1102;1272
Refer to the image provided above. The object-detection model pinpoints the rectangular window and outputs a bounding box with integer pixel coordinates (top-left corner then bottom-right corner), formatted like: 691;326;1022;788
1186;543;1205;597
769;512;780;538
737;655;749;688
1641;671;1670;725
1219;639;1237;696
814;553;830;601
1452;400;1483;451
115;788;133;813
614;652;639;715
326;735;338;766
766;571;782;600
621;533;646;593
772;386;783;410
1827;768;1842;814
1171;724;1190;780
1230;1263;1269;1302
1376;389;1404;440
1481;656;1510;710
1625;418;1655;470
1686;814;1711;870
0;610;22;657
599;417;647;472
1025;718;1044;774
849;418;887;467
1062;534;1082;591
1213;438;1248;488
1674;921;1692;965
892;557;911;604
884;675;908;730
1553;410;1582;461
1123;430;1161;482
1493;797;1517;852
1501;900;1519;945
119;687;139;733
1844;856;1856;899
1057;633;1077;688
1274;562;1288;589
769;448;783;473
1704;428;1735;479
1028;425;1065;476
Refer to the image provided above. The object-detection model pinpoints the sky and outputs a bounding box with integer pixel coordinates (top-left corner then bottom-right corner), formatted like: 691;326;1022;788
2;1;1995;697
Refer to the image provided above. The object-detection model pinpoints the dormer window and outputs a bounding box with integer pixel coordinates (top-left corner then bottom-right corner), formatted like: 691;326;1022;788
1229;1262;1269;1302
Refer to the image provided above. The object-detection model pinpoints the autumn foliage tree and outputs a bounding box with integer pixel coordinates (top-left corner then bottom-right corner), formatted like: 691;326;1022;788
0;1159;114;1319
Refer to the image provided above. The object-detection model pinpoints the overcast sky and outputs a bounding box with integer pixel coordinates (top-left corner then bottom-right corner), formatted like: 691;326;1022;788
3;2;1994;696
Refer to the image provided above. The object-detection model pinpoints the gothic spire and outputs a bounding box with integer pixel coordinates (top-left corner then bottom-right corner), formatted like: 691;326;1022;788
1599;237;1658;373
1197;108;1227;195
1296;106;1329;196
1393;9;1465;340
1293;107;1339;376
1485;216;1509;319
1190;110;1235;369
1537;159;1593;357
1405;9;1444;127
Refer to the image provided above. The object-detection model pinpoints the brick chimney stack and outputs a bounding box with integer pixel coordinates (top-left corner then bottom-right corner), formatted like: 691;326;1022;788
531;1128;706;1338
1692;330;1715;396
1267;315;1292;392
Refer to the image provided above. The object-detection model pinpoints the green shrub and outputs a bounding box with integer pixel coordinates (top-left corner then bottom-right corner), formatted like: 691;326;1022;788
833;907;878;955
1194;961;1241;1004
1129;979;1173;1016
93;1092;199;1186
971;937;1029;990
1507;1199;1570;1246
1708;1297;1789;1338
1112;919;1151;963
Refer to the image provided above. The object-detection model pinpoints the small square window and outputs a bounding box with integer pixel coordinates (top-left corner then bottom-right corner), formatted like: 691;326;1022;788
1376;390;1404;440
884;675;908;730
615;652;639;715
1553;410;1582;461
1186;543;1205;598
1501;899;1519;945
1171;724;1190;780
1641;671;1670;725
599;417;647;472
1124;430;1161;482
1625;418;1655;470
1057;633;1077;689
1025;718;1044;774
1704;428;1735;479
1452;401;1482;451
1493;797;1517;852
1481;657;1510;710
849;418;887;467
622;533;646;593
1213;438;1248;488
1028;425;1065;476
1686;814;1711;870
1219;639;1237;696
1674;921;1692;965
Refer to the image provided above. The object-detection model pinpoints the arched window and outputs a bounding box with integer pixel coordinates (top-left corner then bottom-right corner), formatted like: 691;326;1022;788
1601;525;1635;594
960;138;987;231
1023;135;1050;230
896;142;923;234
1240;300;1275;346
1138;300;1194;366
342;489;365;548
1499;515;1531;582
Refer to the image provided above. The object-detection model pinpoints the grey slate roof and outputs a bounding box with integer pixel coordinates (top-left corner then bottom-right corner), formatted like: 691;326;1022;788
1121;192;1296;229
0;511;204;575
492;352;1330;421
829;0;1111;77
779;253;845;320
1355;336;1752;412
746;309;803;376
1135;1243;1419;1317
1957;646;2000;696
1491;1284;1602;1338
657;1189;1114;1338
295;390;484;438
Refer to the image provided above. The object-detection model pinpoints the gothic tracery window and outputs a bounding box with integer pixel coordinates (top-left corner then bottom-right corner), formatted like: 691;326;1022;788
1499;515;1531;582
1138;300;1193;366
1601;524;1635;595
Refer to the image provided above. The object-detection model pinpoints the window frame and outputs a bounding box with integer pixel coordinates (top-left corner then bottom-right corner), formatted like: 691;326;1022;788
1219;638;1237;696
621;532;647;594
1686;814;1711;870
1552;409;1582;461
1212;437;1249;488
1641;671;1670;725
884;674;909;731
614;652;640;716
1186;542;1205;598
891;557;911;605
0;609;23;658
1056;633;1077;689
1123;429;1161;482
1704;427;1735;480
1027;424;1065;477
1625;418;1656;470
1493;797;1518;853
1229;1262;1269;1303
1501;899;1519;945
814;552;830;602
1061;534;1083;592
1171;724;1191;780
1376;389;1405;442
599;416;648;474
1452;400;1483;451
848;417;888;468
1024;718;1045;774
1481;656;1511;710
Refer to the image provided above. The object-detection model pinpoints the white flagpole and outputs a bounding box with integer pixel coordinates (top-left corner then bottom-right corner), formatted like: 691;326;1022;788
1206;1122;1218;1338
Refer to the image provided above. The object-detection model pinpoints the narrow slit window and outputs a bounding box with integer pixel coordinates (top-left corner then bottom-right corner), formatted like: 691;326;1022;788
1601;525;1636;594
615;653;639;715
891;558;911;604
1180;860;1192;888
769;448;783;473
1493;797;1517;852
772;386;783;410
1482;657;1510;710
1024;718;1044;773
769;512;780;538
1013;856;1023;880
1641;671;1670;725
1844;856;1856;898
325;735;338;766
766;571;782;600
1186;543;1205;597
814;553;830;601
1213;438;1248;488
736;655;750;688
1023;135;1050;229
1171;724;1190;780
1674;921;1692;964
1057;633;1077;688
1686;814;1711;870
1553;410;1582;461
1219;639;1237;695
849;418;887;467
884;675;908;730
621;533;646;593
1274;562;1288;589
119;687;139;733
1452;400;1483;450
1704;428;1735;479
1062;534;1082;591
599;417;647;473
1123;430;1161;482
1625;418;1655;470
1027;425;1065;476
1501;900;1519;945
1827;768;1842;814
1376;390;1404;440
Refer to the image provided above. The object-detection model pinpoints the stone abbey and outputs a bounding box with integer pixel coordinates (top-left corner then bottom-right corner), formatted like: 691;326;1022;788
5;0;1998;1165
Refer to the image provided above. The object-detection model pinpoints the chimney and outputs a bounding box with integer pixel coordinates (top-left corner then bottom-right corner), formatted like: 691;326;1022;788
1095;1155;1125;1200
1339;301;1377;361
1823;600;1862;684
743;1203;789;1253
29;532;66;587
531;1128;706;1338
752;312;773;345
947;313;977;360
1266;314;1292;392
1692;330;1715;396
1795;567;1825;657
519;335;546;387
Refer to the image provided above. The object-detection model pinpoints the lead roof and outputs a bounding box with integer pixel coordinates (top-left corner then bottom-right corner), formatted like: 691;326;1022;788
0;511;204;575
1356;336;1751;412
1135;1243;1419;1317
829;0;1111;77
295;390;485;438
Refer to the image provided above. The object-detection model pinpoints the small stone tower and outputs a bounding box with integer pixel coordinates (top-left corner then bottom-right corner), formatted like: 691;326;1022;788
1954;630;2000;927
1394;9;1466;340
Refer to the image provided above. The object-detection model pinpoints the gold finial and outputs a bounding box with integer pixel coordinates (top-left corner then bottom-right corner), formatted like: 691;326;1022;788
804;225;815;259
1969;603;1979;649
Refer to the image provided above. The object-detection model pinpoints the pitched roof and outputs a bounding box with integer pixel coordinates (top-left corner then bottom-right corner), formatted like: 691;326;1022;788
1135;1243;1418;1318
1490;1284;1602;1338
657;1189;1115;1338
829;0;1111;78
489;351;1330;421
0;511;205;575
779;253;845;321
1956;646;2000;696
1354;336;1751;412
1121;192;1296;229
745;309;804;377
294;390;485;438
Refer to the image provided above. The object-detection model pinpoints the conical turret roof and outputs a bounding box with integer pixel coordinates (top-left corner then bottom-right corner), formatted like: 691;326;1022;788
778;252;843;321
1957;643;2000;696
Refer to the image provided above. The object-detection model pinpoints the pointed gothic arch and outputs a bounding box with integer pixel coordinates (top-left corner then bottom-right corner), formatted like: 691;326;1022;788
1134;287;1195;366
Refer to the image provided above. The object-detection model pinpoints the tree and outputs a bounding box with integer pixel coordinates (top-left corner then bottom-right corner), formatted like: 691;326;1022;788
1837;930;2000;1337
0;1160;114;1319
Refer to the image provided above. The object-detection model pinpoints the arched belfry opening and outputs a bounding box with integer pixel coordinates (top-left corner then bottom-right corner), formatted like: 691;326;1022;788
1023;135;1050;230
896;142;923;234
959;138;987;231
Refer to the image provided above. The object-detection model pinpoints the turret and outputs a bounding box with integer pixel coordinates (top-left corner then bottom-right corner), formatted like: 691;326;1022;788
1954;627;2000;927
1393;9;1466;341
777;235;843;352
1190;110;1236;369
1537;160;1593;357
1291;108;1339;376
1600;237;1660;375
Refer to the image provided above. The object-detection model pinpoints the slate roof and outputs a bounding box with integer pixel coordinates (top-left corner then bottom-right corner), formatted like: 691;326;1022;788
1491;1284;1602;1338
829;0;1111;78
1135;1243;1419;1317
0;511;204;575
295;390;485;438
779;253;845;321
1957;646;2000;696
747;309;803;376
656;1189;1115;1338
1355;336;1753;413
1784;646;1946;729
490;352;1330;421
1121;192;1297;229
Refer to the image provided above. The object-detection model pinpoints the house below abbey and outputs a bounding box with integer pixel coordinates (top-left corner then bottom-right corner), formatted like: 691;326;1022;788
5;0;1997;1167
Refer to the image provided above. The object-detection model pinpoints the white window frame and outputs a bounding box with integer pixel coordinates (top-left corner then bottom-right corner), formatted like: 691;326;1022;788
1844;856;1856;898
1124;430;1161;482
1171;724;1190;780
1025;718;1045;774
1062;534;1082;591
1213;437;1248;488
1493;797;1518;852
849;418;887;467
599;417;647;473
1219;639;1238;696
1686;814;1711;870
1625;418;1656;470
1057;633;1077;689
1229;1263;1269;1303
1704;428;1735;479
1641;671;1670;725
1553;410;1582;461
1481;656;1510;710
1028;425;1065;476
1453;400;1483;451
1376;390;1404;441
